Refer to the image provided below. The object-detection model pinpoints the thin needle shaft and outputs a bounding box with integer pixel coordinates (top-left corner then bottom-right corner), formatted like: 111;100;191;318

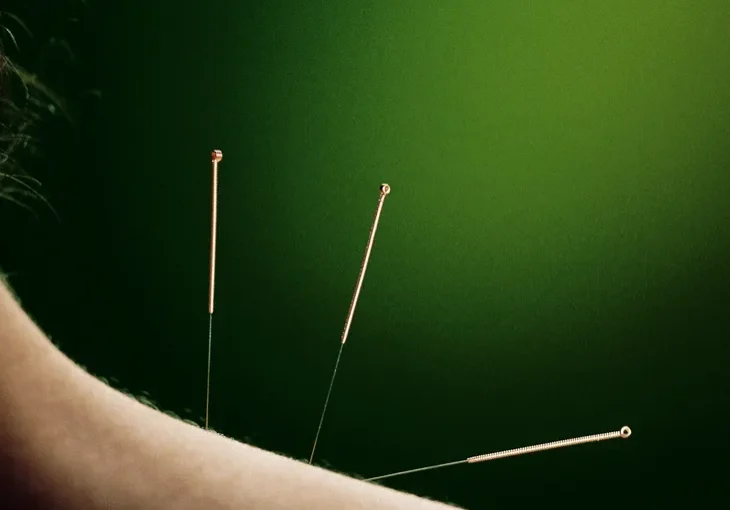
308;183;392;464
308;343;344;464
366;425;632;482
206;149;223;430
205;313;213;430
365;460;467;482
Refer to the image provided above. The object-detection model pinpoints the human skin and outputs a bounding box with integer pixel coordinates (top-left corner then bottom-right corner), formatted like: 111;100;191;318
0;281;461;509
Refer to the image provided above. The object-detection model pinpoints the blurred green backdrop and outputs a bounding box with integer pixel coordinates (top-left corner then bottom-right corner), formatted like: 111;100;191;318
3;0;729;507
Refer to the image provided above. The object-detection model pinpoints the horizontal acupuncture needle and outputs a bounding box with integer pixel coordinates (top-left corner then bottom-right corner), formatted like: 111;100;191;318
366;425;632;482
205;149;223;431
308;183;392;465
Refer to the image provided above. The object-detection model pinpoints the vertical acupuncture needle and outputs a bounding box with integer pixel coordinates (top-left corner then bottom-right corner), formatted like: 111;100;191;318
206;149;223;430
308;183;393;464
365;425;632;482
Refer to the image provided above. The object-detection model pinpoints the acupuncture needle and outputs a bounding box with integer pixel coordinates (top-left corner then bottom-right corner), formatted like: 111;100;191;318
366;425;632;482
205;149;223;430
308;183;392;464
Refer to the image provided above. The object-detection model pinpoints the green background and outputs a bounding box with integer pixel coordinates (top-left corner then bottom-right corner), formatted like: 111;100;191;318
4;0;729;506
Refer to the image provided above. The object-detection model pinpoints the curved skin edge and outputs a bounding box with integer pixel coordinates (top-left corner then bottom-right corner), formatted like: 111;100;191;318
0;281;462;510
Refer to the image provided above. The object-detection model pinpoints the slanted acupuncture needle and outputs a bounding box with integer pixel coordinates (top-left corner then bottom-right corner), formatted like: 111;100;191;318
205;149;223;430
365;425;632;482
308;183;392;464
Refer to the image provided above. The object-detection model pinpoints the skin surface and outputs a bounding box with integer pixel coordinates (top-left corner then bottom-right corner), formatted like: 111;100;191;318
0;281;461;509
